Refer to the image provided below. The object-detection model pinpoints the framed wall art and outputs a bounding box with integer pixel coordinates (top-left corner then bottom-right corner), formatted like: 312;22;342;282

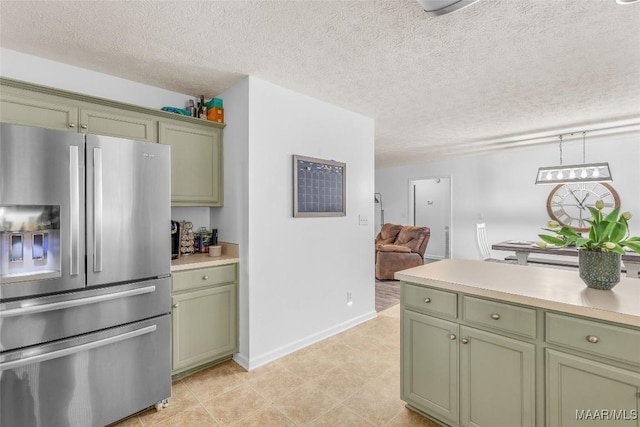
293;155;346;217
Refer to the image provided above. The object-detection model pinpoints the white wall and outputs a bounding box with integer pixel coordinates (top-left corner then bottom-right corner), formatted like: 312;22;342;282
376;133;640;261
230;77;376;369
210;78;251;359
0;49;189;109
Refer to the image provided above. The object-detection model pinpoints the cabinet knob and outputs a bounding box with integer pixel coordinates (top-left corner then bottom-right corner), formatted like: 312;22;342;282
424;297;431;303
461;338;469;344
80;124;88;129
203;275;209;280
586;335;599;344
172;303;179;309
450;334;456;340
68;123;76;128
491;313;501;320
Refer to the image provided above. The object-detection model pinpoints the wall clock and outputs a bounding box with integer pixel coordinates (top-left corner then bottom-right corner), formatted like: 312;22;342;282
546;182;620;232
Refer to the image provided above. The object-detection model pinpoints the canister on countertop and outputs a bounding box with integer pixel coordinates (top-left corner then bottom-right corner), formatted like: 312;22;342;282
211;228;218;246
179;221;195;256
194;227;212;252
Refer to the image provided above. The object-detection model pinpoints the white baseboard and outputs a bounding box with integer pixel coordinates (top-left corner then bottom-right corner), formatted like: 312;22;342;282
234;310;377;371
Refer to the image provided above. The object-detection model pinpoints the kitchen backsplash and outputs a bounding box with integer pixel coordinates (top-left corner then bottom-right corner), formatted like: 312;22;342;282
170;207;211;230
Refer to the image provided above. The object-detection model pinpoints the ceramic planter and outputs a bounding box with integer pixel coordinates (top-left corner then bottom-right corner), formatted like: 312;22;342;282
578;250;621;290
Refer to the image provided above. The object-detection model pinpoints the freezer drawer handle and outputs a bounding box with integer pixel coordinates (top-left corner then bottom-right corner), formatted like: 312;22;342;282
0;285;156;318
0;325;157;371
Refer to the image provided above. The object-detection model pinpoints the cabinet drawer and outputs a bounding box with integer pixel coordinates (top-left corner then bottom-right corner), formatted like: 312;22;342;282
172;264;236;292
402;283;457;318
546;313;640;366
462;296;536;339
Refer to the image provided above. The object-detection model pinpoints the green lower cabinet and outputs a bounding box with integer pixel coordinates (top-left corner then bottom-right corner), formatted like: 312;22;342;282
459;326;536;427
546;349;640;427
402;309;459;425
171;283;237;374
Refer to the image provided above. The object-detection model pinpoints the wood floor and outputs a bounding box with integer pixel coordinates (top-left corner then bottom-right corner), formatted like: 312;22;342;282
375;279;400;312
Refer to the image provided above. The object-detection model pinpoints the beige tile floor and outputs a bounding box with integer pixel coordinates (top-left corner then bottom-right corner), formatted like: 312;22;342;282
113;304;442;426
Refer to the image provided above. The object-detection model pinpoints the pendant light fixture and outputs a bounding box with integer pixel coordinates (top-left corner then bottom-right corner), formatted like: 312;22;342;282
535;131;612;184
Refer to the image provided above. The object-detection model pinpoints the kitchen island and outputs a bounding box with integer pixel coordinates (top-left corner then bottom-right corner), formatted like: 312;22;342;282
396;259;640;427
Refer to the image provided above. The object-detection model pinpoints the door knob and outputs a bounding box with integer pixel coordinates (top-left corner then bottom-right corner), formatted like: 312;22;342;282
450;334;456;340
424;297;431;303
203;275;209;280
461;338;469;344
68;123;76;128
80;124;88;129
586;335;599;344
172;303;179;309
491;313;501;320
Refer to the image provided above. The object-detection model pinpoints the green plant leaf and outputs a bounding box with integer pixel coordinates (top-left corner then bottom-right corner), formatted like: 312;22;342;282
559;226;581;238
587;206;602;223
608;222;628;243
593;221;611;244
604;207;620;222
608;244;625;255
538;235;567;246
624;241;640;254
575;237;591;247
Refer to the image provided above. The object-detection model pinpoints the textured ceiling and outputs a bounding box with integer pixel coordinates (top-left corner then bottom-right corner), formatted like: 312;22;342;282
1;0;639;167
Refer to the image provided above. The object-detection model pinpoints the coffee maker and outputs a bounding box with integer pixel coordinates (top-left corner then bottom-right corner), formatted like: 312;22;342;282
170;220;181;259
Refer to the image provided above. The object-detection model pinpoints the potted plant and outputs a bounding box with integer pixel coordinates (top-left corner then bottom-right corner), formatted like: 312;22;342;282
538;200;640;290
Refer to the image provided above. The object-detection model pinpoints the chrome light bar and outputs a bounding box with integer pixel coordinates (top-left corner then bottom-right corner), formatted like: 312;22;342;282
535;162;612;184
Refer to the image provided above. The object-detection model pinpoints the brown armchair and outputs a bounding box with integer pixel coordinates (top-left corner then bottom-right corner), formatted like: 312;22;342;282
375;224;431;280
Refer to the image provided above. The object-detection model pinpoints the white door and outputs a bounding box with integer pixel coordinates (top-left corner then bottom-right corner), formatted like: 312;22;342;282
411;178;451;260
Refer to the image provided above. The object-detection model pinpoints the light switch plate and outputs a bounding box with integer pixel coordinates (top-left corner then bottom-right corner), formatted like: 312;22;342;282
358;214;369;226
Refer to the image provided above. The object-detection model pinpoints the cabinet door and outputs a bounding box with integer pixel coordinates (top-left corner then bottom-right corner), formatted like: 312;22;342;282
460;326;535;427
546;349;640;427
0;91;78;132
159;121;223;206
171;283;236;373
402;309;459;425
80;106;157;142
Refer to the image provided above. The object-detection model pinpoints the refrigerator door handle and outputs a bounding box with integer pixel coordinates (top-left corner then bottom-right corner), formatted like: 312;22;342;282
0;285;156;318
0;325;157;371
94;147;103;272
70;145;80;276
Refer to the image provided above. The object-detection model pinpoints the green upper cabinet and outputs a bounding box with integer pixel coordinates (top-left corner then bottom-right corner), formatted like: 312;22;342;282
159;120;224;207
0;85;156;142
1;77;226;207
79;105;156;142
0;90;78;132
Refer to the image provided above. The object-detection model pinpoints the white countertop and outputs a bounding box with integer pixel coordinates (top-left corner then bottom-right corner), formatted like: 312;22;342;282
171;242;240;272
395;259;640;327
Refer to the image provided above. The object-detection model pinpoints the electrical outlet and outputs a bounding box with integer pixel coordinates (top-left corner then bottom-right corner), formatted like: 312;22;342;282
347;291;353;306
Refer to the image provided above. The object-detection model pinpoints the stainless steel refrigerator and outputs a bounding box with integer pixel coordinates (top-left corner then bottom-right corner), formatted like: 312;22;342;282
0;123;171;426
